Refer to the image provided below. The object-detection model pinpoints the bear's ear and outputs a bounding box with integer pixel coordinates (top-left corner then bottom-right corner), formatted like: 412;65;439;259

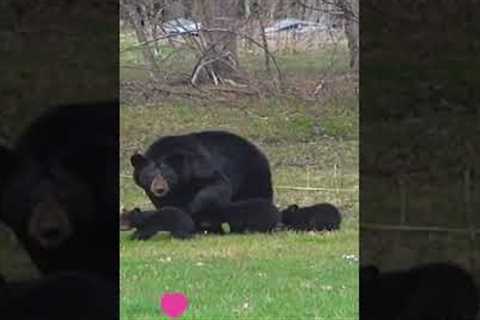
130;153;148;169
286;204;299;212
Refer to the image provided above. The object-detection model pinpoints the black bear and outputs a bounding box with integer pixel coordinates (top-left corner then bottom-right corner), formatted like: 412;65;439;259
130;130;273;230
360;263;479;320
0;144;16;178
197;198;281;233
120;207;195;240
0;272;118;320
0;101;118;278
0;145;17;222
0;145;17;198
280;203;341;231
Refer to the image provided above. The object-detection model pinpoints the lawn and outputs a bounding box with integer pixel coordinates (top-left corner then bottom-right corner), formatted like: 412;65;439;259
120;96;359;319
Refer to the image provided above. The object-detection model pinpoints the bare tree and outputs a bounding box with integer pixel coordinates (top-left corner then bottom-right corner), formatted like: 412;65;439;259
296;0;359;70
120;0;163;81
192;0;242;84
336;0;358;70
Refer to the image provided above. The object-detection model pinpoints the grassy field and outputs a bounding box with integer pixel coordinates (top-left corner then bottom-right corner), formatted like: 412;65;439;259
120;93;359;319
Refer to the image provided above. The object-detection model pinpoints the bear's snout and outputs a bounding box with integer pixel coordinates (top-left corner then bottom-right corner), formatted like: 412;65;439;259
150;175;169;197
28;197;74;249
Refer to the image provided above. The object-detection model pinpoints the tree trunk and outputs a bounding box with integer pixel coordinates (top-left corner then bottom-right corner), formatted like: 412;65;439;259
244;0;251;17
339;0;359;70
259;18;271;77
120;0;162;81
195;0;240;84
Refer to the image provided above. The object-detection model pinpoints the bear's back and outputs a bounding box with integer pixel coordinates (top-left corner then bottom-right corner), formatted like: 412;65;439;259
145;130;264;162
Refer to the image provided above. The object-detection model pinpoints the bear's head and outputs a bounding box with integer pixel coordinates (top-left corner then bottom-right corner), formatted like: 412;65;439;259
283;204;299;213
119;207;142;230
280;204;299;224
2;160;95;251
130;152;179;198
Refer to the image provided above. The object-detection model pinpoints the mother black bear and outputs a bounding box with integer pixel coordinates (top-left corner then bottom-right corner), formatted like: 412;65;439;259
130;131;273;233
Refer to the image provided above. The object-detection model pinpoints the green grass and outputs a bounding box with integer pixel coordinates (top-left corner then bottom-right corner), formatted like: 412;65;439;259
120;95;359;319
121;230;358;320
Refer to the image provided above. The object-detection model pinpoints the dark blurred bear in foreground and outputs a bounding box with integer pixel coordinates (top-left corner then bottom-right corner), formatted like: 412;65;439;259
0;102;118;319
360;262;479;320
1;102;118;277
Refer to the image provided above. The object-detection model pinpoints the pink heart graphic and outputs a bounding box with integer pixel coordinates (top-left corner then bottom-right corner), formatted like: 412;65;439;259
160;292;189;318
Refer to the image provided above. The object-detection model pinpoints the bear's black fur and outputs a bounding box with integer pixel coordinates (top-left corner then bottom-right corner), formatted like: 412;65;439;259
0;272;118;320
0;102;118;278
120;207;195;240
130;131;273;228
13;102;119;221
224;199;281;233
280;203;341;231
360;263;479;320
0;145;16;184
0;145;17;217
198;198;281;233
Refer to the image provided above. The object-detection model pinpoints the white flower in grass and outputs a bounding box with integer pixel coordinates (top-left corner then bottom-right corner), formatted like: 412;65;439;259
159;256;172;263
341;254;358;263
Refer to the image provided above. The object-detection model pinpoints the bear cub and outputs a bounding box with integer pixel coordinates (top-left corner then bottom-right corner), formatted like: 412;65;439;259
280;203;341;231
360;263;479;320
198;199;280;234
225;199;280;233
120;207;195;240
